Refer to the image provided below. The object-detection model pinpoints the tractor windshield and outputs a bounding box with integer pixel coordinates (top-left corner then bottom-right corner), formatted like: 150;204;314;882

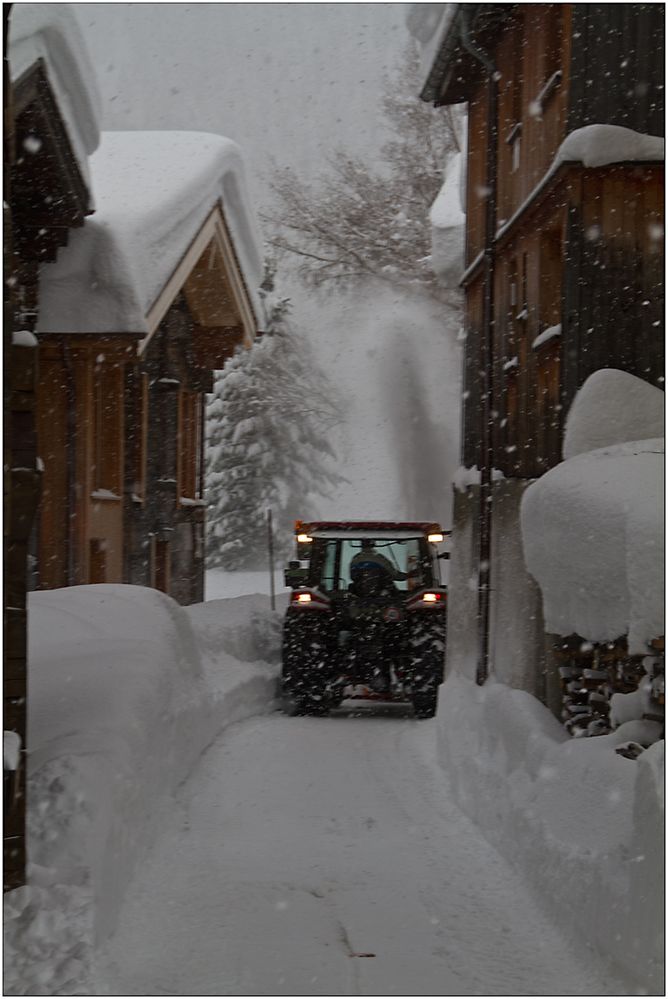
315;537;430;593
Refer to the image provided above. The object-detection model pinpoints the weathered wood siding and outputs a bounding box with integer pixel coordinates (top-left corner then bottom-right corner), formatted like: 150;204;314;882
569;4;665;137
125;298;208;606
36;340;133;589
496;5;571;228
562;166;664;410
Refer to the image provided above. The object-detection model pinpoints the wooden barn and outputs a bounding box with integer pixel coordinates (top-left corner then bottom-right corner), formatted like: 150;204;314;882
34;131;263;605
5;4;101;889
418;3;664;708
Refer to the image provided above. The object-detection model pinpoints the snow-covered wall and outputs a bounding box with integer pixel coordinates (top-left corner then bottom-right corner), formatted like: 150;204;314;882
8;3;101;195
445;481;546;696
437;674;664;993
4;585;278;995
37;131;264;335
488;480;547;696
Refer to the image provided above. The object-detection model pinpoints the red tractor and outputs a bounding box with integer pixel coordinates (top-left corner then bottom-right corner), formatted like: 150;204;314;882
281;521;449;718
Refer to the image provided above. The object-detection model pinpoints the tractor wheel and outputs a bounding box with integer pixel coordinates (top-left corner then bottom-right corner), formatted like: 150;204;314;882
413;686;438;719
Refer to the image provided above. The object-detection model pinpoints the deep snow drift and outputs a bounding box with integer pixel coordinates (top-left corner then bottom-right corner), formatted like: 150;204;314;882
4;577;662;995
4;584;279;996
437;674;664;994
522;369;664;651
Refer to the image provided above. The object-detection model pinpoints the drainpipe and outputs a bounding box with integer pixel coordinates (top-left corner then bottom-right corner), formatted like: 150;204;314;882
460;7;498;686
61;340;77;585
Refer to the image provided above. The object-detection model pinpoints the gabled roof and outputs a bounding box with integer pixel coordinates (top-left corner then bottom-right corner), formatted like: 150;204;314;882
9;3;101;193
36;131;264;339
413;3;512;106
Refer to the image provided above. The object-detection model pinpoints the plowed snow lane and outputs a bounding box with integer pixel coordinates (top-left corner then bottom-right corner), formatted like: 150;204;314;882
96;709;623;995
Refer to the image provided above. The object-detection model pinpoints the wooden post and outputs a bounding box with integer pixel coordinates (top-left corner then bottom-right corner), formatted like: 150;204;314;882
267;509;275;611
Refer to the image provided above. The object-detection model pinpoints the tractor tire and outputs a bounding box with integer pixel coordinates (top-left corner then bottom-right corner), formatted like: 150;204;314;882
413;686;438;719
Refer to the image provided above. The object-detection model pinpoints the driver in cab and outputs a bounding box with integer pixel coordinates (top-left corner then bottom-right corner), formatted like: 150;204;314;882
349;539;412;583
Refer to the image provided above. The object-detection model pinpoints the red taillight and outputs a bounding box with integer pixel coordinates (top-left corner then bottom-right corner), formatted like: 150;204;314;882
406;589;447;611
290;588;331;611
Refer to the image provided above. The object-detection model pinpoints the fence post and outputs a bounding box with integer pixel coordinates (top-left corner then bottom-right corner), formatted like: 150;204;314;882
267;509;276;611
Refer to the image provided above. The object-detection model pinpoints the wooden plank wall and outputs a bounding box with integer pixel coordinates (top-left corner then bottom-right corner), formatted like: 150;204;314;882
569;4;665;137
563;167;664;409
496;5;570;228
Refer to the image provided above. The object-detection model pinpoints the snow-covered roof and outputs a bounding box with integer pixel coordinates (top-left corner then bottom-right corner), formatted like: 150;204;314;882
8;3;101;190
496;125;664;244
521;371;665;653
405;3;458;99
554;124;664;170
563;368;664;460
37;131;264;337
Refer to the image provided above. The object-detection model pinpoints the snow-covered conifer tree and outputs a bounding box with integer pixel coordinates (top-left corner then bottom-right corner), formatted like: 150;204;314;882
206;267;342;569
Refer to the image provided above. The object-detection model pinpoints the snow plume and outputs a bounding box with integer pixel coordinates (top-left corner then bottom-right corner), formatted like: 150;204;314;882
292;280;462;529
437;674;664;993
4;585;277;995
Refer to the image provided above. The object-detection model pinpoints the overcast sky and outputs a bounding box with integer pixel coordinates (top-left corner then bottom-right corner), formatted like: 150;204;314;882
74;3;412;206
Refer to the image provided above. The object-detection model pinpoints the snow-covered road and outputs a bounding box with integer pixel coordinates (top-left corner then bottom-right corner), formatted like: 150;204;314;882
95;708;622;996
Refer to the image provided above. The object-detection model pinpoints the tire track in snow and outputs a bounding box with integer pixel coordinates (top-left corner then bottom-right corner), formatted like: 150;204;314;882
96;710;626;995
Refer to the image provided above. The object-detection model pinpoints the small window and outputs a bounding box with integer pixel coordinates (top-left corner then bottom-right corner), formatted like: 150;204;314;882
92;363;122;496
132;373;149;501
178;390;203;501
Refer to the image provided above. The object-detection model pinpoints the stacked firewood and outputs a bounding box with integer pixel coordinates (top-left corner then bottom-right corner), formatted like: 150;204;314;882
554;636;664;741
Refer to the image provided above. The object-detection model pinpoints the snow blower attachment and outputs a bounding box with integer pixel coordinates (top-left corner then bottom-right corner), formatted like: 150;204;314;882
281;521;450;718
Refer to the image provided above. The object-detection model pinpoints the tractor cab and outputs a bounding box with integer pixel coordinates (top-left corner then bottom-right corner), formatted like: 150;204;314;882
281;521;450;718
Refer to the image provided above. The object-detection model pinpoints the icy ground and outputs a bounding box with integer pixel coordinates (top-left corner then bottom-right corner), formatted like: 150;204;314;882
94;711;622;996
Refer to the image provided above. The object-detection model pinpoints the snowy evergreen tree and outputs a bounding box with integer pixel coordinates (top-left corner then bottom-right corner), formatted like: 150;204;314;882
206;272;342;569
262;42;462;302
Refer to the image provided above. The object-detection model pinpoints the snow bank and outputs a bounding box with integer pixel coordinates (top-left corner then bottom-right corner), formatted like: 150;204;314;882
521;439;664;651
8;3;101;195
4;585;278;996
522;371;664;652
37;131;264;335
437;674;664;993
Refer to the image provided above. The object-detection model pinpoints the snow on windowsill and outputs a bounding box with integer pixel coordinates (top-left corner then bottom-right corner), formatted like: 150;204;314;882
179;497;206;507
12;330;38;347
4;730;21;771
453;465;506;492
91;489;121;501
532;324;562;350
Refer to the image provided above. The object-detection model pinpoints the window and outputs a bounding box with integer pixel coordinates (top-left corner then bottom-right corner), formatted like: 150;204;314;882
178;390;203;501
315;538;425;593
151;537;171;594
132;373;148;501
92;362;122;496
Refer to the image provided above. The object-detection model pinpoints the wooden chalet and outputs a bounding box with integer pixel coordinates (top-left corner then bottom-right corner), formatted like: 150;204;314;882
419;4;664;705
34;134;261;607
5;7;100;889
